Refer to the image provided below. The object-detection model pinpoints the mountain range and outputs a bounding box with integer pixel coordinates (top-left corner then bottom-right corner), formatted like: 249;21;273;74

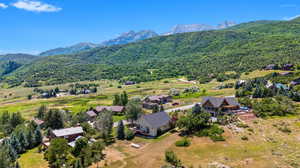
39;21;235;57
3;18;300;87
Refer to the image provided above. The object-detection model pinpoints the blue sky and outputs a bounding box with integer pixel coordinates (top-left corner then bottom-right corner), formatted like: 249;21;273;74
1;0;300;54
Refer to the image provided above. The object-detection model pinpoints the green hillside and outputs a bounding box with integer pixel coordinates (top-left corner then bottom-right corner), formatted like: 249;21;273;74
3;18;300;87
0;54;38;77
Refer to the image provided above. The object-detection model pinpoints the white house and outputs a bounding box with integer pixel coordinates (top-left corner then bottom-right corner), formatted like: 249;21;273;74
136;112;171;137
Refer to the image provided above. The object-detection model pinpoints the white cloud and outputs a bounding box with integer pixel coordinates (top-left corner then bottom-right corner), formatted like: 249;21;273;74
283;15;300;21
0;3;8;8
12;0;61;12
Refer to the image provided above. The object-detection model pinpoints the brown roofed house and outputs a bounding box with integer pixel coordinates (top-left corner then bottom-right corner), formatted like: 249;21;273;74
94;106;125;115
201;97;240;116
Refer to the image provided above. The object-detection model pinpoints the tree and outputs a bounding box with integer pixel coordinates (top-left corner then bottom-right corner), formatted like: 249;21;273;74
125;101;143;124
37;105;47;119
0;145;14;168
94;110;114;144
121;91;128;106
152;104;159;113
9;134;22;154
27;94;32;100
10;112;24;129
113;94;121;105
177;109;211;133
44;109;64;129
191;104;201;114
90;140;105;168
72;137;89;157
45;138;70;168
34;126;43;146
165;150;182;167
117;120;125;140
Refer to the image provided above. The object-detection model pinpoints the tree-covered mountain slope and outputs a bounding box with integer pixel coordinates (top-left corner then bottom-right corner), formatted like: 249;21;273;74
3;18;300;87
0;54;38;76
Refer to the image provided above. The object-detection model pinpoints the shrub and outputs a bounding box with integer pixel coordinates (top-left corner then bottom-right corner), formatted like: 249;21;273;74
247;128;254;133
163;80;169;83
241;136;249;141
117;85;122;88
278;126;292;133
175;138;191;147
195;125;225;142
125;129;135;140
236;122;249;128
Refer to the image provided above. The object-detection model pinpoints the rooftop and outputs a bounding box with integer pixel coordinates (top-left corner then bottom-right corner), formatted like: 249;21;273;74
52;127;84;137
141;112;171;129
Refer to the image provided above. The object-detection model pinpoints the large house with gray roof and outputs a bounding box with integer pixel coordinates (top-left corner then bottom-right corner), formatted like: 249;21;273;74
135;112;172;137
201;97;240;116
50;126;84;142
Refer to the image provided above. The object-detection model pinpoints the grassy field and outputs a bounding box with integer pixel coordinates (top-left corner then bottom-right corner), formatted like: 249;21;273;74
0;70;283;119
100;116;300;168
18;148;48;168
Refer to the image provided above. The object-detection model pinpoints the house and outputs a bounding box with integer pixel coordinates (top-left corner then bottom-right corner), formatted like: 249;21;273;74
135;112;171;137
142;102;159;109
144;95;172;104
282;64;294;71
290;78;300;86
124;81;136;85
86;110;97;121
33;118;45;127
201;97;240;116
264;64;277;70
279;72;293;76
94;106;125;115
50;126;84;142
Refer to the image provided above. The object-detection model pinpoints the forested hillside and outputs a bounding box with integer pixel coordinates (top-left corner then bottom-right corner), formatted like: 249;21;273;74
0;54;38;77
3;18;300;87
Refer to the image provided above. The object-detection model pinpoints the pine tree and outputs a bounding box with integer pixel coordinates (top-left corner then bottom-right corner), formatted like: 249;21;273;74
9;135;22;154
18;132;29;152
37;105;47;119
34;127;43;146
121;91;128;106
117;120;125;140
10;112;24;129
113;94;121;105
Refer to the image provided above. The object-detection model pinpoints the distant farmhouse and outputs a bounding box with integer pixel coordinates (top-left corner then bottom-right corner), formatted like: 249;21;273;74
201;97;240;116
264;64;294;71
86;105;125;121
135;112;172;137
142;95;172;109
291;78;300;86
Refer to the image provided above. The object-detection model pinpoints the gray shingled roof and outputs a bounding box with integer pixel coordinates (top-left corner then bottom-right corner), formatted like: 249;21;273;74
142;112;171;129
202;97;240;108
86;110;97;117
52;127;83;137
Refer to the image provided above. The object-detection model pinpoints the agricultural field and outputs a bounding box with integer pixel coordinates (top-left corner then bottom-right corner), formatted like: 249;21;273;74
0;70;281;119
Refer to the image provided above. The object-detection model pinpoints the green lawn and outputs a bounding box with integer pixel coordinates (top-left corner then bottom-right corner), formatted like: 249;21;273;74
113;115;126;122
18;148;48;168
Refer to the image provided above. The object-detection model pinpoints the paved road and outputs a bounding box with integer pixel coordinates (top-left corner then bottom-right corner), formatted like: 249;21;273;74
113;102;201;127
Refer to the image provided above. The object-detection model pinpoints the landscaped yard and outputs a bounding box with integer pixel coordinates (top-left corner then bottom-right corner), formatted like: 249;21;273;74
18;148;48;168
